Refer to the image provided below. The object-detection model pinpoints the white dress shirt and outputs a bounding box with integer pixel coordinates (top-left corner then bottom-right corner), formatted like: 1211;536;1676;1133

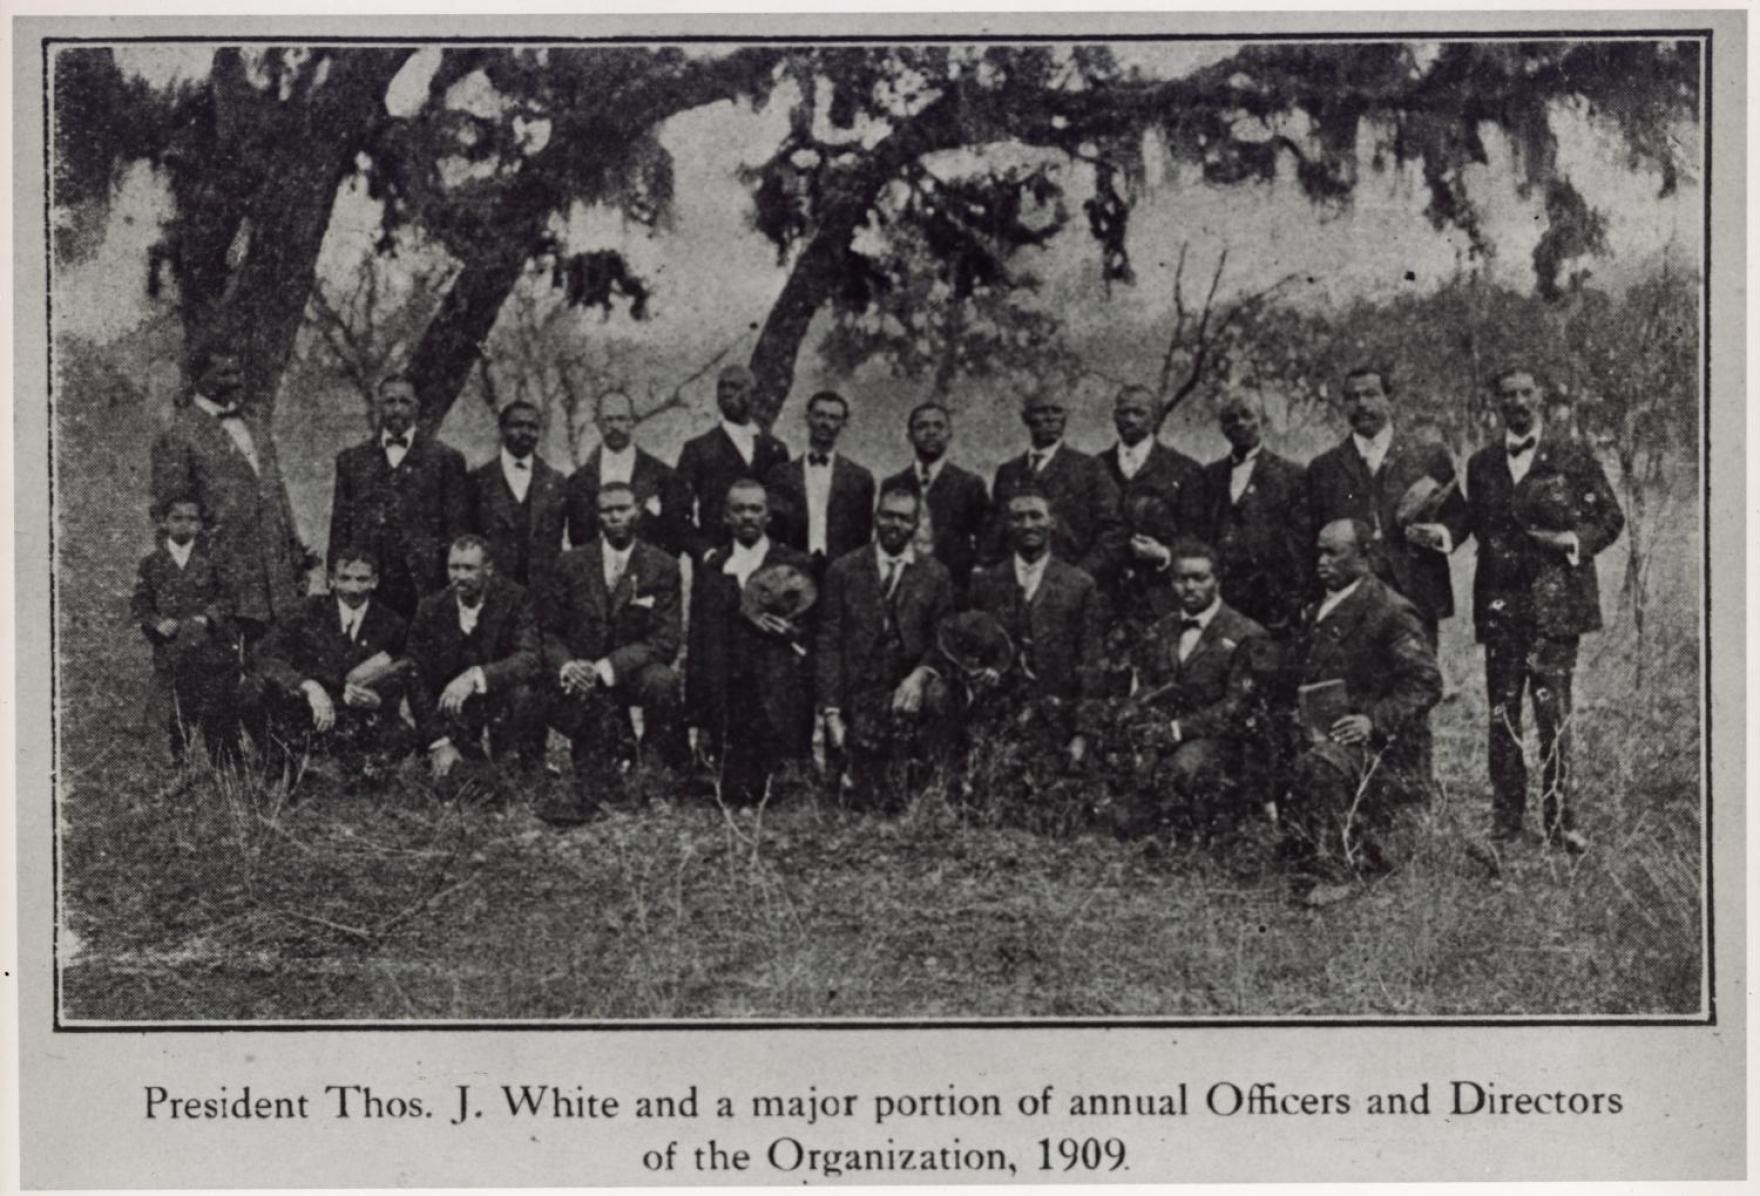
1353;425;1394;476
166;539;195;569
500;449;534;502
599;444;636;486
1116;438;1152;481
429;598;488;750
1176;597;1221;663
722;419;757;466
1228;444;1261;504
915;457;943;492
1026;441;1062;474
338;598;367;641
876;543;915;596
1013;552;1050;603
723;536;770;588
1315;578;1364;624
803;452;835;555
602;539;633;594
194;394;260;474
382;428;413;470
457;596;483;637
1505;427;1541;484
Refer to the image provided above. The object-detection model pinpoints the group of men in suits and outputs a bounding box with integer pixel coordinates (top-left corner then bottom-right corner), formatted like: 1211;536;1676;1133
142;347;1623;873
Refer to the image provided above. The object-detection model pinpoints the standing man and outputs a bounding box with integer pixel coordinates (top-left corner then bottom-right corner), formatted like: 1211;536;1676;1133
1099;383;1206;623
815;485;956;800
767;390;877;580
1444;366;1624;851
1305;365;1463;642
1196;396;1310;635
685;480;816;803
468;400;569;588
674;365;789;561
404;535;541;780
541;482;686;789
984;391;1121;577
564;389;690;558
328;374;470;620
969;487;1107;772
150;346;309;640
881;401;989;597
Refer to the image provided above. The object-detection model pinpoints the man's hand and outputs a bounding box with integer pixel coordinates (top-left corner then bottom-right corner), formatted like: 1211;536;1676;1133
303;682;336;733
1526;528;1578;555
560;660;598;696
1066;734;1088;768
429;740;462;780
155;617;181;639
823;710;847;752
438;671;478;715
1129;533;1172;568
1329;713;1373;746
891;667;932;715
754;613;796;639
1405;522;1448;552
342;681;380;710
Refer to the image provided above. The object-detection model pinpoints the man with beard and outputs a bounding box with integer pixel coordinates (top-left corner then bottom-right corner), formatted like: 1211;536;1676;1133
880;401;989;598
815;485;956;802
1099;384;1205;624
767;390;877;580
564;389;690;558
541;482;686;793
1195;396;1311;635
983;392;1121;577
405;536;541;781
328;374;471;619
685;479;816;803
675;365;789;561
468;400;569;588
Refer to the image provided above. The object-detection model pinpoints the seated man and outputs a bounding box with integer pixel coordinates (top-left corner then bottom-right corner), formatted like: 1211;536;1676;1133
1280;519;1442;898
405;535;541;782
1111;538;1271;836
815;483;956;804
257;546;409;764
540;482;685;799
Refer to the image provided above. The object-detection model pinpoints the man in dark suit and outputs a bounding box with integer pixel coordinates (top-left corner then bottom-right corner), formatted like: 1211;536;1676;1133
1280;519;1442;897
256;546;409;760
404;536;541;780
1099;384;1206;624
767;390;877;579
541;482;685;789
881;401;989;598
1442;366;1625;852
968;487;1107;770
149;347;309;638
564;389;690;558
1113;538;1271;835
816;484;956;800
674;365;789;561
685;479;816;803
1305;365;1464;642
1196;396;1311;635
468;400;568;588
328;374;471;620
983;392;1121;577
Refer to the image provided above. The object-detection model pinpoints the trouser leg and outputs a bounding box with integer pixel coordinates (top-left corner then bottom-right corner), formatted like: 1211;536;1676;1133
1484;635;1530;833
1530;636;1579;836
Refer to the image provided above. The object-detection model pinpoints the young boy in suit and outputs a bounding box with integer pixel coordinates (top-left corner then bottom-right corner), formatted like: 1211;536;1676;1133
131;496;241;764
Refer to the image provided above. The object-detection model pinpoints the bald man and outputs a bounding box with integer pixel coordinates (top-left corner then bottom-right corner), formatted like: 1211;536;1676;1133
674;365;789;561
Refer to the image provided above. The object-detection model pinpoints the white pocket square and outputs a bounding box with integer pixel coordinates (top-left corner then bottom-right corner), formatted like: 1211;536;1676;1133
644;495;662;515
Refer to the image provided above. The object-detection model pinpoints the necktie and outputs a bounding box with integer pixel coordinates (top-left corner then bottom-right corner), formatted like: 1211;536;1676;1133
881;558;901;599
808;453;829;467
1028;452;1046;473
346;612;361;642
919;466;933;492
607;556;626;594
1508;437;1536;458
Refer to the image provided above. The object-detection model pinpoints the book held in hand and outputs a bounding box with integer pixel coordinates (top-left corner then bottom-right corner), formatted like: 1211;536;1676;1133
1298;678;1351;740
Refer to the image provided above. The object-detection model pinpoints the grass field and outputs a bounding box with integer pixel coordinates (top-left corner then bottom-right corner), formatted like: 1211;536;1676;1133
53;347;1705;1021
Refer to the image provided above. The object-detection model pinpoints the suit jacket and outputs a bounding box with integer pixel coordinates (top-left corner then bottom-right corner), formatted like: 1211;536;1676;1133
881;459;989;594
467;454;569;588
149;403;307;626
674;425;790;560
1305;434;1464;622
814;546;955;711
685;539;815;750
1289;576;1441;762
985;444;1121;576
1133;602;1269;744
539;539;682;686
132;540;236;671
1102;439;1206;616
1445;435;1625;643
404;575;540;744
766;453;876;563
1195;449;1311;633
328;433;470;596
564;446;691;558
258;593;407;697
968;556;1106;716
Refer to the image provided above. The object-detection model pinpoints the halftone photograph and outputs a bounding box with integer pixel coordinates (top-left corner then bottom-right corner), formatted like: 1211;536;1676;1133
46;28;1708;1023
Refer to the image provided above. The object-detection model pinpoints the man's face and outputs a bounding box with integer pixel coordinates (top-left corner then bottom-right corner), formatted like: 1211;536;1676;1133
500;406;542;458
908;407;950;461
1170;555;1220;614
873;492;920;555
806;398;847;452
598;488;639;549
1113;392;1156;446
377;381;419;436
1497;371;1543;436
716;370;754;423
198;356;244;404
1315;522;1368;592
164;502;203;545
1007;496;1053;557
596;393;635;452
1022;399;1066;449
1219;402;1262;452
448;545;489;605
1342;372;1392;439
332;559;378;609
725;486;769;546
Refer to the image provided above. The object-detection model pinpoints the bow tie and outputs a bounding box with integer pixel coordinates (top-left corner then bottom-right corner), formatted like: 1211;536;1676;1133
510;457;530;471
1231;449;1255;465
1507;437;1537;457
1179;617;1205;633
807;453;830;467
385;435;410;451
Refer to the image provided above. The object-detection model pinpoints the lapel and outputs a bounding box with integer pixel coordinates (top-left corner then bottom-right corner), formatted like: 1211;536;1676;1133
1313;579;1373;649
1179;609;1231;674
1339;436;1376;498
581;449;604;495
718;425;755;471
189;406;258;480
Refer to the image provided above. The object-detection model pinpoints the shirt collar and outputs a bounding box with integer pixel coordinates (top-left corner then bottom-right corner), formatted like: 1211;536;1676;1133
338;596;368;624
166;538;195;566
1013;552;1049;580
1506;425;1542;453
601;536;633;562
1118;437;1152;467
1352;425;1393;460
456;590;484;614
382;427;414;448
722;418;757;443
1184;597;1222;628
600;443;635;465
501;447;535;472
1028;441;1062;466
1317;577;1364;618
729;535;769;561
915;455;944;484
1231;443;1262;467
877;543;916;570
192;395;236;419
